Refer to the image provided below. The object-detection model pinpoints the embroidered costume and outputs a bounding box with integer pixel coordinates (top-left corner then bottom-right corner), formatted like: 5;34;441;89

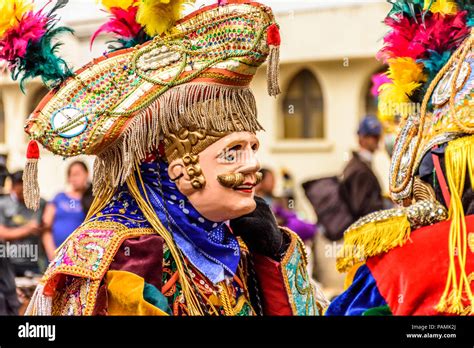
0;0;324;315
327;0;474;316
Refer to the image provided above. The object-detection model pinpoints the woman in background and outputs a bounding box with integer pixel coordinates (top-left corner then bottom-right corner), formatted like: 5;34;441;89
42;161;90;261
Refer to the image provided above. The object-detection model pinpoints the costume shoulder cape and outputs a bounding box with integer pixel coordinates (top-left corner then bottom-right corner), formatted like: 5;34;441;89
26;215;156;315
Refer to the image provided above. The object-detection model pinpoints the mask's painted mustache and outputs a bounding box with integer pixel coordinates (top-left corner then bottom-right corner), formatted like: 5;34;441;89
217;172;263;189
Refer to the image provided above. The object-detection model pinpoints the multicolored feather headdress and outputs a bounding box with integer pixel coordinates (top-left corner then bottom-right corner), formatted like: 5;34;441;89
377;0;473;122
379;1;473;203
381;0;474;315
0;0;281;210
0;0;73;91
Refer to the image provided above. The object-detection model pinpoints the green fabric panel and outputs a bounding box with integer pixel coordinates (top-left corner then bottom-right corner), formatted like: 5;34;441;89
143;282;172;315
362;305;393;316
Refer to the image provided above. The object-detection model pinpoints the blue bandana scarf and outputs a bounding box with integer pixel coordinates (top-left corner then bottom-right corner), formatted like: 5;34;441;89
134;160;241;284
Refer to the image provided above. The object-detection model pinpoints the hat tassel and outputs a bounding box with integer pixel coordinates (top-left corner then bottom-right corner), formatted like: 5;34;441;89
267;23;281;97
23;140;40;211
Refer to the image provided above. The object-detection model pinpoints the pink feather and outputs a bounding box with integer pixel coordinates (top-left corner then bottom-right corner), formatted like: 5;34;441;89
413;11;469;54
377;14;426;63
371;72;391;97
378;11;470;64
0;11;47;63
90;6;142;48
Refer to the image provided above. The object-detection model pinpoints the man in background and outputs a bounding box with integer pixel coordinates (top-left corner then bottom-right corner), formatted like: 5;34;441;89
0;164;19;315
0;171;46;277
340;115;385;220
311;115;386;299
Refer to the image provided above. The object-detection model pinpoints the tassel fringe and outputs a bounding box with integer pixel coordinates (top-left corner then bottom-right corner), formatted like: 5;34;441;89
23;159;40;211
267;45;281;97
336;215;411;273
435;135;474;315
24;283;52;315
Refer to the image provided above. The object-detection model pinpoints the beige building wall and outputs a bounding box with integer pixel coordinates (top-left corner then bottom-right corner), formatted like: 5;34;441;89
0;2;391;220
252;2;391;220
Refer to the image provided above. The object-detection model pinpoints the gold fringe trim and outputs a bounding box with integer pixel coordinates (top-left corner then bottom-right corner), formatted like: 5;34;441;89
336;215;411;273
24;283;52;316
435;135;474;315
23;159;40;211
267;45;281;97
93;83;261;198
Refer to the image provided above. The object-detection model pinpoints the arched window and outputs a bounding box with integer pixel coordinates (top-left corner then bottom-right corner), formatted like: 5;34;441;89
281;69;324;139
0;93;5;143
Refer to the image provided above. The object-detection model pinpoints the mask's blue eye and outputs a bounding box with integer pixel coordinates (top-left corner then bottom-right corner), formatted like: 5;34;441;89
218;149;236;162
219;144;242;163
225;152;236;162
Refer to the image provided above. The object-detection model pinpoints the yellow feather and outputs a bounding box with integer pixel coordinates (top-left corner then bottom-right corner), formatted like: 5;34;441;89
0;0;33;37
379;57;426;119
378;77;423;119
424;0;458;15
98;0;137;11
386;57;426;86
136;0;195;36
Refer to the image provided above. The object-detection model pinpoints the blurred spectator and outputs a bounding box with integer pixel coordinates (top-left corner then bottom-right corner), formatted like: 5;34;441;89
255;168;275;205
306;116;386;298
0;257;19;315
0;171;46;276
81;182;94;216
256;168;316;242
0;155;9;196
0;164;19;315
42;161;90;261
340;115;384;221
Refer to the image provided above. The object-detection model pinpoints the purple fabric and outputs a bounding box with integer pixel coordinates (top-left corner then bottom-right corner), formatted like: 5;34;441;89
273;205;316;241
109;234;164;290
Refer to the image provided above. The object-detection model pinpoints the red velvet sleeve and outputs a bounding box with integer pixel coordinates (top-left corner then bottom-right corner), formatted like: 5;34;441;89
251;228;318;316
252;252;293;315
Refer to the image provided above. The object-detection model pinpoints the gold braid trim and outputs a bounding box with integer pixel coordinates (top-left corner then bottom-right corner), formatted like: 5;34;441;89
217;282;234;316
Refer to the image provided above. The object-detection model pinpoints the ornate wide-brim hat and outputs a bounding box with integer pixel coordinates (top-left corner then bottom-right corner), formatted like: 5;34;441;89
0;0;281;209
